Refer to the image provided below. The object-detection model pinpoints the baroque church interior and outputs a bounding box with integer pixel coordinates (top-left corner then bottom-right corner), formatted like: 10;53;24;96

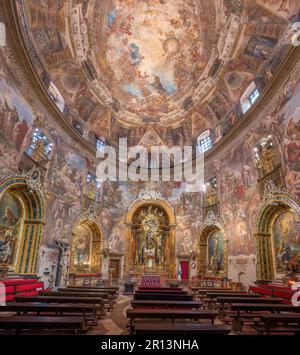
0;0;300;337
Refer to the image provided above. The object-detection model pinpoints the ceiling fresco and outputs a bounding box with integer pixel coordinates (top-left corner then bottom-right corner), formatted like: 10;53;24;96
15;0;300;148
98;0;212;122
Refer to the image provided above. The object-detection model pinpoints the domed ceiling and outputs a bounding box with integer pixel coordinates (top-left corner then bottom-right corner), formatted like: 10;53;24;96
15;0;299;148
94;0;213;124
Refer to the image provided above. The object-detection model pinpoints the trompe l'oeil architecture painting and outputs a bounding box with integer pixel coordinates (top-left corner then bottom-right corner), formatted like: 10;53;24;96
0;0;300;337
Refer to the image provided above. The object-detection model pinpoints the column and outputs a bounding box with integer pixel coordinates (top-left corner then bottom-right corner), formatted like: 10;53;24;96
255;232;274;282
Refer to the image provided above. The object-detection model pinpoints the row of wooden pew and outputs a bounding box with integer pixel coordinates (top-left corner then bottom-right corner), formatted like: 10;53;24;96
126;285;300;335
0;285;119;335
126;286;231;335
195;287;300;335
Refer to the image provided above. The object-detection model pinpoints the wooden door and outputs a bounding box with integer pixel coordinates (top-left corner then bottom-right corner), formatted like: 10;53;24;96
109;259;120;279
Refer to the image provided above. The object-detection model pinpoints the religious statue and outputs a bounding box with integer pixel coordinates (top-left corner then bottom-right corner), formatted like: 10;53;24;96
259;143;278;176
31;139;47;163
133;205;168;271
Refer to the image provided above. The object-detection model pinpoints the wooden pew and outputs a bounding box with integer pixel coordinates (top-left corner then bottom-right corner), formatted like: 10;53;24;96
194;289;246;302
63;287;118;295
254;313;300;335
133;293;193;301
230;303;300;333
72;285;120;290
0;316;85;335
40;291;112;309
0;302;98;325
135;289;187;294
190;287;232;296
126;309;218;335
15;296;105;315
134;323;231;335
217;297;283;316
58;287;118;297
205;292;260;308
40;290;110;299
138;287;182;291
131;300;202;310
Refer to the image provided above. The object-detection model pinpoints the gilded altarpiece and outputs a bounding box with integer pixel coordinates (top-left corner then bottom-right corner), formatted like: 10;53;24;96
254;136;285;198
255;188;300;282
70;218;102;274
125;199;176;279
197;222;228;278
0;176;45;275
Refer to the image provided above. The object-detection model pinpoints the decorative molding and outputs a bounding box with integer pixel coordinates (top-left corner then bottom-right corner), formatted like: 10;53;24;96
19;167;43;195
203;210;224;229
2;167;44;195
137;188;162;201
85;201;99;224
262;179;290;206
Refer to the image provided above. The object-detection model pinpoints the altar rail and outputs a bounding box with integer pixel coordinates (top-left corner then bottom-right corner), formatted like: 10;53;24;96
190;277;229;288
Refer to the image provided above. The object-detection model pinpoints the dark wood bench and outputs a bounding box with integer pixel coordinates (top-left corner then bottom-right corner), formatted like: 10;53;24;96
134;293;193;301
15;296;105;315
253;313;300;335
40;290;110;299
132;300;202;310
68;285;119;290
40;291;113;309
0;316;85;335
133;323;231;335
138;287;182;292
61;287;118;296
230;303;300;332
126;309;218;334
216;297;283;316
0;302;98;324
190;287;233;296
135;289;187;294
205;292;260;308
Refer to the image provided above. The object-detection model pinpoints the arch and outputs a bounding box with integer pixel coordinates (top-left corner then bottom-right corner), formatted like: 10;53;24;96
255;193;300;281
0;177;45;274
197;220;228;277
70;214;103;275
124;199;176;278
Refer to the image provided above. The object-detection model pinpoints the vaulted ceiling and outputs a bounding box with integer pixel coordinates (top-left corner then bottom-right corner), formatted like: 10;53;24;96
15;0;299;148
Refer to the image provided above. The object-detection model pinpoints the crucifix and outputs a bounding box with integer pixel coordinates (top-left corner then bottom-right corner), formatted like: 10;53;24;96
54;239;70;287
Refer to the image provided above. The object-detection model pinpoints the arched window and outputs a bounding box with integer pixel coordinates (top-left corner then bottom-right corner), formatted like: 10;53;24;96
96;137;106;153
26;128;53;161
240;81;260;114
197;130;212;154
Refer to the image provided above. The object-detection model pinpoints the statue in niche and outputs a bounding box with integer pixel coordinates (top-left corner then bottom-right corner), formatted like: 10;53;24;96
133;205;168;269
31;140;47;163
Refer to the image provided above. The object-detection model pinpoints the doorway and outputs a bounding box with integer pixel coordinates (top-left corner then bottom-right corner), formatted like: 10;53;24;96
109;259;120;280
180;261;189;280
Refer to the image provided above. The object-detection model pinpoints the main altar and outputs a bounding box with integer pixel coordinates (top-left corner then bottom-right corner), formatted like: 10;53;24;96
124;194;176;279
